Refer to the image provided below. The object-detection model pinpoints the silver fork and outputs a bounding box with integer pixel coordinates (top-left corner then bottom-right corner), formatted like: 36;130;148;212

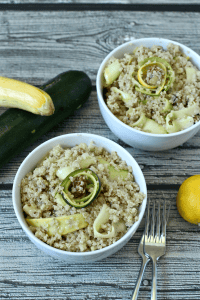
131;232;150;300
144;199;169;300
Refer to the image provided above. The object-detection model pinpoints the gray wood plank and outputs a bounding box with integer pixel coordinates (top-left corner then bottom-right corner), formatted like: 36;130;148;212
0;10;200;85
0;8;200;300
0;91;199;185
1;189;200;300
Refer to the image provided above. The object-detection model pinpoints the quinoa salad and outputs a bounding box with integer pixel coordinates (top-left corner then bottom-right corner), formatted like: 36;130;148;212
21;142;145;252
103;43;200;134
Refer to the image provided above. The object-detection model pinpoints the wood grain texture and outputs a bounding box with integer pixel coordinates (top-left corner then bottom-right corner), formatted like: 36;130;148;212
1;7;200;300
1;190;200;300
0;92;200;186
0;10;200;85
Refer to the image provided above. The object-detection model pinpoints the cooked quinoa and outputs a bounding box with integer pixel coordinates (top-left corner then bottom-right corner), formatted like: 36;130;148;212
21;142;145;252
103;43;200;134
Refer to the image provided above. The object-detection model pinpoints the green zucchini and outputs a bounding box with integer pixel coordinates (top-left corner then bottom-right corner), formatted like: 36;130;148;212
59;168;101;208
0;71;92;169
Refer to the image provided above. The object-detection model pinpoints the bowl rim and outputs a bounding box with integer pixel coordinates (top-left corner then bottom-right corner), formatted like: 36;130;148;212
12;132;147;258
96;37;200;138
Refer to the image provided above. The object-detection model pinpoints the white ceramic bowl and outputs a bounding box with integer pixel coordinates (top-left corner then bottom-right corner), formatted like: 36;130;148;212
12;133;147;263
96;38;200;151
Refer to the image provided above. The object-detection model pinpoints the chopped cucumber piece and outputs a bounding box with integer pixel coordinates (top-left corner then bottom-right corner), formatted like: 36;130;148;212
112;87;132;103
23;203;41;218
103;59;121;86
56;166;74;180
161;98;173;113
185;67;196;83
166;104;199;133
130;113;148;128
166;114;194;133
93;204;126;238
97;157;129;180
108;165;129;181
79;157;96;168
131;113;167;134
143;119;167;134
77;155;129;181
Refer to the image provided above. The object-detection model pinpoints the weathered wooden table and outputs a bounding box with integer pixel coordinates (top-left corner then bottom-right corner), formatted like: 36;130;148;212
1;1;200;299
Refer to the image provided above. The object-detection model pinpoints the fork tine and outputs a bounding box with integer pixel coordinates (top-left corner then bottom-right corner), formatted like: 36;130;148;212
143;200;170;300
156;201;161;239
161;200;166;239
145;198;150;236
150;201;156;239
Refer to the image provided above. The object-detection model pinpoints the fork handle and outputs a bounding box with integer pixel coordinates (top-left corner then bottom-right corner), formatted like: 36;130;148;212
131;256;150;300
151;258;157;300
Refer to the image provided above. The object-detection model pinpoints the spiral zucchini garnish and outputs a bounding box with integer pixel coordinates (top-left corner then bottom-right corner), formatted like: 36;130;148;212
59;168;101;209
135;57;175;96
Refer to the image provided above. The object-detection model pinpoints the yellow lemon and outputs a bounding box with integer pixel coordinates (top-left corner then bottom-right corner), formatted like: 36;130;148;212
176;175;200;224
